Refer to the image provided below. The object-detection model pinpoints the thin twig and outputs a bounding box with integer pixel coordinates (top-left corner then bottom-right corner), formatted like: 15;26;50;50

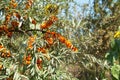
8;29;46;33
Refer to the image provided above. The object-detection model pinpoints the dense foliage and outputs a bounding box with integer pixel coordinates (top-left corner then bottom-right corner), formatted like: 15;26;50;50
0;0;120;80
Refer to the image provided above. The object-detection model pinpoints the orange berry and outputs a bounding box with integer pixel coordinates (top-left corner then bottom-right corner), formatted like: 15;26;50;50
12;3;18;8
37;58;42;64
5;14;11;23
0;65;3;70
0;45;4;49
40;22;47;29
46;20;53;26
27;35;36;50
40;16;58;29
6;52;11;57
23;55;32;65
25;60;31;65
51;32;58;38
65;40;73;48
50;15;58;21
0;25;8;33
58;35;66;43
27;45;33;50
13;12;21;19
26;55;32;61
7;32;13;38
25;4;31;9
1;53;6;57
40;20;53;29
37;47;47;54
10;1;18;8
46;37;54;45
25;0;33;9
32;19;36;25
11;21;19;27
72;47;78;52
36;58;42;69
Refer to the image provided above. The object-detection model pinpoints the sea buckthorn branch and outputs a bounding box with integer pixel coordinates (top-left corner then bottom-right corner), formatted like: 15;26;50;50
0;15;58;37
0;45;11;58
36;58;42;69
25;0;34;9
9;0;18;9
0;1;79;79
8;29;46;33
0;28;46;36
42;31;78;52
0;14;77;61
40;15;58;29
0;0;34;37
23;54;32;65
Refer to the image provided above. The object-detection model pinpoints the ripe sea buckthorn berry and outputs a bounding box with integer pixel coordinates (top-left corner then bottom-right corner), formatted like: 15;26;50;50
25;60;31;65
0;45;4;49
26;54;32;61
72;47;78;52
6;52;11;57
46;37;54;45
40;20;53;29
65;40;73;48
5;14;11;23
37;58;42;69
27;35;36;50
37;47;47;54
11;21;19;27
0;64;3;70
32;19;37;25
23;54;32;65
13;12;21;19
50;15;58;21
58;35;66;43
37;58;42;64
1;53;6;57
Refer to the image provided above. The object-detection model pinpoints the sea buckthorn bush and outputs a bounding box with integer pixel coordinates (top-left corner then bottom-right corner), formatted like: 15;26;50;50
1;0;120;80
0;0;78;80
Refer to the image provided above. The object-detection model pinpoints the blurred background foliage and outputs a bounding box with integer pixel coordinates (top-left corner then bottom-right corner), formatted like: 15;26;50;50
0;0;120;80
